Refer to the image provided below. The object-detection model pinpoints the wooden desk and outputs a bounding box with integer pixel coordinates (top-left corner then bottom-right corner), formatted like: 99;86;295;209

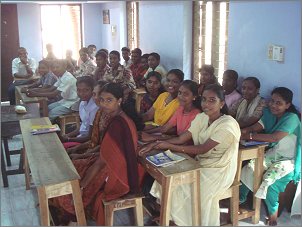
1;104;40;187
139;153;202;226
20;117;86;226
15;85;49;117
238;145;266;224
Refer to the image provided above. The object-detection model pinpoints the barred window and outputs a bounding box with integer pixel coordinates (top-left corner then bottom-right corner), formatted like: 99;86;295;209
193;1;229;84
126;1;139;50
41;5;82;59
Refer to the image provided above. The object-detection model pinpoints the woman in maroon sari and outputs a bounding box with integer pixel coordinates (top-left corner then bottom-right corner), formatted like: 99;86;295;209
50;83;143;225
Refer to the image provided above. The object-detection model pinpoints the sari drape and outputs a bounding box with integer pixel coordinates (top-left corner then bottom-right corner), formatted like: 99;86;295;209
53;112;144;225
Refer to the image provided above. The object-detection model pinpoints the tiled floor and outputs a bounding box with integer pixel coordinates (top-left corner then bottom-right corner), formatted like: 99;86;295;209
1;134;301;226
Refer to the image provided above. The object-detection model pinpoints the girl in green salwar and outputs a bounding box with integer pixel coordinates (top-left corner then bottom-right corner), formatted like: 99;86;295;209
239;87;301;226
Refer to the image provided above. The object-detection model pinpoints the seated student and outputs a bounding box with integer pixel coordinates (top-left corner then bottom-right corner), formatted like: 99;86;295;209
74;47;97;77
66;81;109;160
143;52;168;82
139;84;241;226
60;76;99;148
8;47;37;105
239;87;300;226
92;50;110;82
27;59;79;122
49;83;142;226
139;53;150;87
141;69;183;129
229;77;266;128
141;80;201;141
44;43;57;62
141;53;150;72
129;48;146;87
65;49;77;74
197;64;219;96
222;69;242;108
87;44;97;62
102;50;136;90
121;47;132;69
140;71;164;114
120;83;145;131
21;60;57;94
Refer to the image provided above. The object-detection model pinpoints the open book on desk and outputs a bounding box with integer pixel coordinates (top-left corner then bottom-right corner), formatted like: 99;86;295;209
240;140;269;147
30;124;60;135
146;150;186;167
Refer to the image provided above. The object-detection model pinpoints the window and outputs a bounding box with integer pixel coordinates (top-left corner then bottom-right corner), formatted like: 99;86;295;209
41;5;82;59
126;2;139;50
193;1;229;84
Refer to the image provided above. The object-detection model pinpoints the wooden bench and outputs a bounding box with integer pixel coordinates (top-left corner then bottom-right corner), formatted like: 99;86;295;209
1;103;40;187
139;153;202;226
15;85;49;117
237;144;266;224
132;88;147;114
103;194;144;226
58;112;81;135
20;117;86;226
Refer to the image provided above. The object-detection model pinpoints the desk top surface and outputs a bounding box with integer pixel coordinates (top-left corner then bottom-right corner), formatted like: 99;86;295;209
139;152;201;177
15;85;48;103
20;117;80;186
1;104;40;123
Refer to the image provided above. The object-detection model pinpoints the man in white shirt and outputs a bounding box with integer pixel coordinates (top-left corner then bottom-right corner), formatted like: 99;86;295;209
121;47;132;69
8;47;37;105
26;59;79;121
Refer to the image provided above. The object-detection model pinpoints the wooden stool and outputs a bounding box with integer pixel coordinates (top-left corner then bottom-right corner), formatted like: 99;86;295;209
132;88;147;114
218;149;243;226
103;194;144;226
58;112;80;135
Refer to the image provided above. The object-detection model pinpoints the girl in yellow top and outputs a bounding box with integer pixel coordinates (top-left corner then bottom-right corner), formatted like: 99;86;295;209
142;69;184;129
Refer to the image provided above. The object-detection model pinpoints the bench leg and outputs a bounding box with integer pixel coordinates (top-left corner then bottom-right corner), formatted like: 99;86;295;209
23;147;30;190
192;170;201;226
3;138;12;166
1;145;9;187
104;204;114;226
134;198;144;226
160;177;172;226
37;186;50;226
230;186;239;226
252;150;264;224
70;180;87;226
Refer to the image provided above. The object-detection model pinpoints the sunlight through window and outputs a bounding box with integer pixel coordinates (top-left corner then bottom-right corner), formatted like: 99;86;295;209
41;5;81;59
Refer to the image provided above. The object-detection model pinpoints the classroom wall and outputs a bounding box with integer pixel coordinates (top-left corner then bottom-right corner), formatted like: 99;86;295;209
139;1;184;76
228;0;301;109
82;3;103;50
17;3;43;61
98;1;127;52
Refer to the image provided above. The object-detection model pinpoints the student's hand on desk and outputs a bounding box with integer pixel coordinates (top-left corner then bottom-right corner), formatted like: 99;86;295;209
153;141;171;150
240;132;249;140
138;142;157;156
20;87;28;93
66;147;77;154
69;153;83;160
140;131;156;142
